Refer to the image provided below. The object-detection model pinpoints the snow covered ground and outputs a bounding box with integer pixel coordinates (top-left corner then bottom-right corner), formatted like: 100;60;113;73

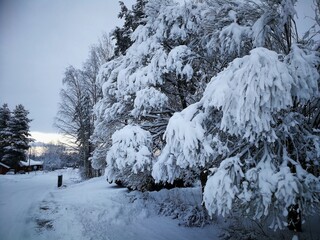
0;169;80;240
0;169;319;240
0;169;221;240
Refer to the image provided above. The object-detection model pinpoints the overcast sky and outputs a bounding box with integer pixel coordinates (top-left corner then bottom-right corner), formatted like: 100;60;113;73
0;0;135;141
0;0;317;143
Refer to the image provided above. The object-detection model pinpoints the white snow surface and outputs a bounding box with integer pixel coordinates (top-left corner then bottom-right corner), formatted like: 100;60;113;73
20;159;43;166
0;169;221;240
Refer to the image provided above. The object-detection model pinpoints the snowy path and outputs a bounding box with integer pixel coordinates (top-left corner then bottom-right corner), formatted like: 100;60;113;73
0;172;57;240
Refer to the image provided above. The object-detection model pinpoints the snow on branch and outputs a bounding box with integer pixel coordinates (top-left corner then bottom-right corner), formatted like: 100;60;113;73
132;87;169;117
219;22;250;56
285;44;319;103
166;45;194;81
203;156;244;217
202;47;294;142
153;103;228;183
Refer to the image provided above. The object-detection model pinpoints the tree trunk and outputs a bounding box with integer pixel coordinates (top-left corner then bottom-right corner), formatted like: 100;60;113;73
287;204;302;232
200;170;208;206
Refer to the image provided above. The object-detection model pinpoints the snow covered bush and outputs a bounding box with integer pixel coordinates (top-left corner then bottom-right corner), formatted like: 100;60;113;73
131;186;212;227
105;125;154;191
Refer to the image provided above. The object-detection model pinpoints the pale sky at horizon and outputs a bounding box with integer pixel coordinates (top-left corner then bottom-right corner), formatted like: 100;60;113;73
0;0;135;142
0;0;317;143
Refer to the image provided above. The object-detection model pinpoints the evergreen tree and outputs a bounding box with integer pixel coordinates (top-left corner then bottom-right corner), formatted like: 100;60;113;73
92;0;217;188
151;0;320;231
112;0;147;56
0;104;11;162
92;0;319;231
2;104;32;169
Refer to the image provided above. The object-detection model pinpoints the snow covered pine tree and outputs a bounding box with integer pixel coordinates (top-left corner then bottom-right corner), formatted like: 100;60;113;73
0;104;33;170
0;104;11;162
151;0;320;231
91;0;319;231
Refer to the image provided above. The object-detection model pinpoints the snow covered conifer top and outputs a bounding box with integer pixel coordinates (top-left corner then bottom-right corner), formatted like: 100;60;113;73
203;47;307;142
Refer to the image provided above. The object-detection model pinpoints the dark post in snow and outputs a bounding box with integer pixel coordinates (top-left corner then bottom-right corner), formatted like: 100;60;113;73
57;175;63;188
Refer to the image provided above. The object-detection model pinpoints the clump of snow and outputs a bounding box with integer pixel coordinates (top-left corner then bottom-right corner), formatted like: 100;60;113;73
228;10;237;22
203;157;244;217
285;44;319;103
131;87;168;117
219;22;250;55
166;45;194;81
251;13;271;47
152;103;220;183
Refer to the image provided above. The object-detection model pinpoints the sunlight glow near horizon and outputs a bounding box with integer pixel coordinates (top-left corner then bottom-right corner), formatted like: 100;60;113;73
30;131;70;144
